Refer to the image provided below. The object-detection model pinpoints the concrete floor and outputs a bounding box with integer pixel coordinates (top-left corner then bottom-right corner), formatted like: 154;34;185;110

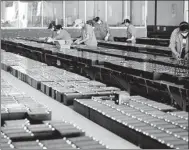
1;70;139;149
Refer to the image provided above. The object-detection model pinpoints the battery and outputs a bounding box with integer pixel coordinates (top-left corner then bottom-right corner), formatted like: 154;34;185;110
165;128;186;134
4;119;30;126
56;128;84;137
72;140;101;147
12;141;39;147
44;144;74;149
78;144;106;149
73;99;91;118
27;110;51;121
6;132;33;141
67;136;93;142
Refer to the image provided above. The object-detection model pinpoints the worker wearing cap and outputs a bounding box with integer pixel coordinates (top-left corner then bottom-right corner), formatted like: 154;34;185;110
93;17;114;42
50;25;73;47
122;19;136;44
73;19;97;48
169;22;189;60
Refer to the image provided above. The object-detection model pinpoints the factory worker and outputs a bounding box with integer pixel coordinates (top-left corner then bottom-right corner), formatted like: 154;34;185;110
169;22;189;60
73;19;98;48
86;20;95;27
48;21;56;37
45;21;56;42
122;19;136;44
93;17;114;42
51;25;73;46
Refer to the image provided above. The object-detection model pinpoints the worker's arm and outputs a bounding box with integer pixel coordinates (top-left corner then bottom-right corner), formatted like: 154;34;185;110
73;37;82;44
104;23;110;41
77;33;90;44
127;25;136;42
53;34;63;40
75;26;92;44
169;30;180;59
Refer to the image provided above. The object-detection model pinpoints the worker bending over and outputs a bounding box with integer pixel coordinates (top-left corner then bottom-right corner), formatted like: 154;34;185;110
73;19;97;48
122;19;136;44
169;22;189;60
93;17;114;41
47;25;73;48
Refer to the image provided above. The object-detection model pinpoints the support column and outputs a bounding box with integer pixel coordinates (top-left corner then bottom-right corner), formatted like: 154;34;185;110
184;0;189;22
154;0;157;28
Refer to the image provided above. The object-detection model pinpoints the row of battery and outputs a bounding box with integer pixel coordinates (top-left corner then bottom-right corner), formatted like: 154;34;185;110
1;51;185;111
1;120;107;149
3;38;188;77
1;51;121;106
74;97;188;149
1;78;51;121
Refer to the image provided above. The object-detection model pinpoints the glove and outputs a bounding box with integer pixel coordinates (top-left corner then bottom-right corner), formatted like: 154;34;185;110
104;36;109;41
175;52;180;60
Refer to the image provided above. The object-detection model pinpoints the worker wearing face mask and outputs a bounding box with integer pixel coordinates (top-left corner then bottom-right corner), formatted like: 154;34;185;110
73;19;97;48
114;19;136;43
93;17;114;42
51;25;73;48
45;21;56;43
123;19;136;44
169;22;189;61
48;21;56;38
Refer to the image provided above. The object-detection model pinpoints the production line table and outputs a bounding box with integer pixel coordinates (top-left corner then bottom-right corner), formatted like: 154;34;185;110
1;50;188;149
1;38;189;111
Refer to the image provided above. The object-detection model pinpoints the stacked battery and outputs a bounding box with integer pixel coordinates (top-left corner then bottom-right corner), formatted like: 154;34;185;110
1;77;51;122
73;96;188;149
1;120;107;149
2;51;120;105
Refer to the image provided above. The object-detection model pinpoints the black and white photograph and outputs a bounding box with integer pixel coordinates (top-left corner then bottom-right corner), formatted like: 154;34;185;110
0;0;189;149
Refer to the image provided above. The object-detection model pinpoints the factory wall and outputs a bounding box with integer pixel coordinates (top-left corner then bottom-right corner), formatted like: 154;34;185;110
147;1;185;26
157;1;184;26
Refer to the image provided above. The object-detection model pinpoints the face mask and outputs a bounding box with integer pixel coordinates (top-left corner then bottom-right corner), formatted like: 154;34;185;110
181;32;188;37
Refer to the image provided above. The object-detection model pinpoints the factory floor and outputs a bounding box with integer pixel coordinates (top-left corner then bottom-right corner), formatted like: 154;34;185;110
1;70;139;149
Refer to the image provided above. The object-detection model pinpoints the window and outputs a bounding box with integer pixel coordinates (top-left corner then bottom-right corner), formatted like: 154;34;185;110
107;1;124;26
86;1;105;22
1;1;148;28
43;1;64;27
26;1;42;27
131;1;145;26
1;1;19;27
65;1;85;27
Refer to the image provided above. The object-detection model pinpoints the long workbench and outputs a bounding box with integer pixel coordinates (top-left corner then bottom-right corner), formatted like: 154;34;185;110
1;38;189;111
1;46;188;149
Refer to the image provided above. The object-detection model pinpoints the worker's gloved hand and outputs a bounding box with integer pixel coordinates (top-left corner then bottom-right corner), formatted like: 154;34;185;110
175;52;180;60
104;36;109;41
47;37;54;43
75;41;81;45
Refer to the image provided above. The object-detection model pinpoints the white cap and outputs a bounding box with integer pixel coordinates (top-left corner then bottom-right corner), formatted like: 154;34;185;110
73;19;83;27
